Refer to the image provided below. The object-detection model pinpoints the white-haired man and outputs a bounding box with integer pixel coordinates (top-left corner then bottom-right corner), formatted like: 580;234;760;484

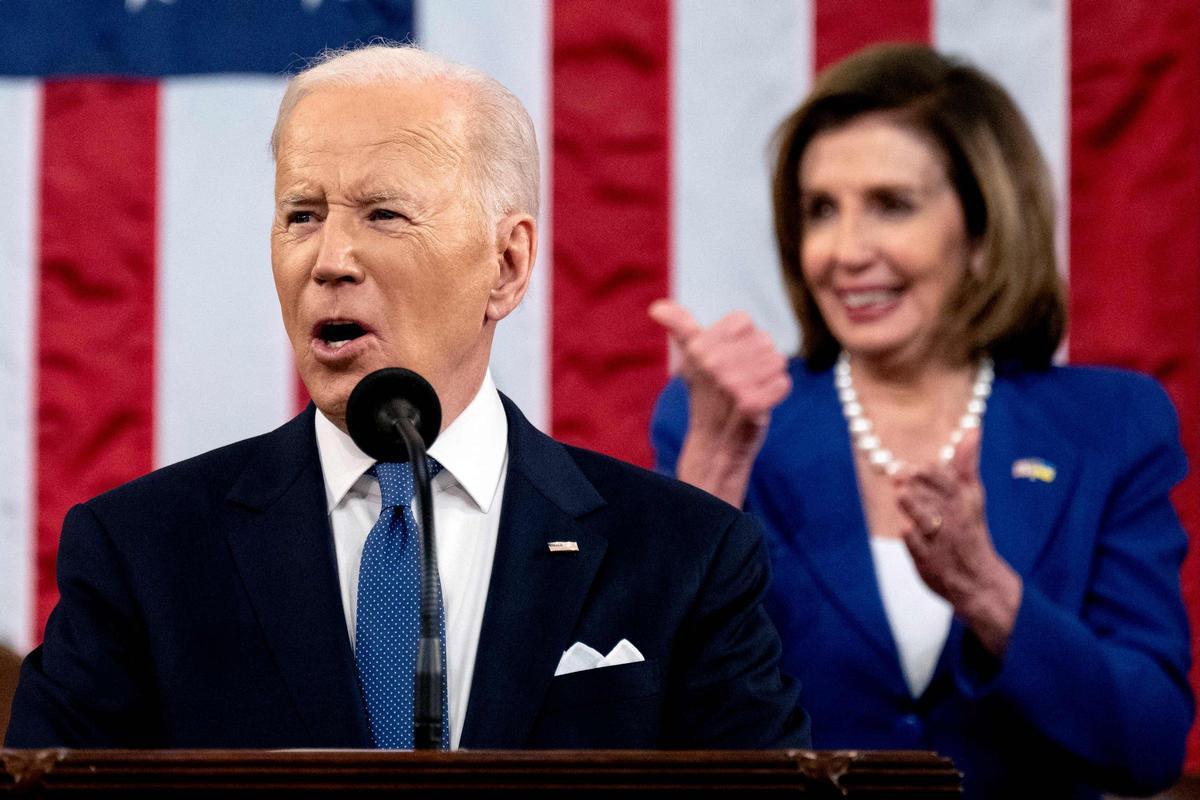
7;44;810;750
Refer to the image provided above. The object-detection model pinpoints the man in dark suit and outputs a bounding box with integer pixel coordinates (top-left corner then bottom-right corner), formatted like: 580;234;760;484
6;43;809;750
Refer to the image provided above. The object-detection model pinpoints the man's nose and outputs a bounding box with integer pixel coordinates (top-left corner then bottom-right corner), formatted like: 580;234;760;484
311;213;365;285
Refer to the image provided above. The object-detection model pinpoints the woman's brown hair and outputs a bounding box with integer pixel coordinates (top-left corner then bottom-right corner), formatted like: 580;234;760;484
772;43;1065;371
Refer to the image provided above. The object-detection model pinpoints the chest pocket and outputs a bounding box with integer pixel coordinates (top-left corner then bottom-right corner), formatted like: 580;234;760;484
542;659;661;710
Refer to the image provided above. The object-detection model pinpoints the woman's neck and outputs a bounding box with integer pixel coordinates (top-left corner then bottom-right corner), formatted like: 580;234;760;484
847;351;974;410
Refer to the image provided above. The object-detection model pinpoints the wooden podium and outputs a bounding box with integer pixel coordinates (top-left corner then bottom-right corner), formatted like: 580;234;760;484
1;749;960;795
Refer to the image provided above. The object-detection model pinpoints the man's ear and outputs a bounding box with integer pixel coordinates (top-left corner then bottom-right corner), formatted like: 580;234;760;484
486;213;536;322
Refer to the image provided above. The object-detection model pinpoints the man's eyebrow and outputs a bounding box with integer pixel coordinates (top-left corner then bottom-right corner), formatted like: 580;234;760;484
276;189;418;207
350;190;413;205
278;192;322;206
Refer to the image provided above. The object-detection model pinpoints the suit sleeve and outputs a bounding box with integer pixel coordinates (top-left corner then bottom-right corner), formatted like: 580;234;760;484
663;510;812;749
954;376;1193;795
650;377;690;476
5;503;159;747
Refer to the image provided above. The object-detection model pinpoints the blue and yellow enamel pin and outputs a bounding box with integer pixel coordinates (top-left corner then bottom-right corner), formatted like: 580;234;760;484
1011;458;1056;483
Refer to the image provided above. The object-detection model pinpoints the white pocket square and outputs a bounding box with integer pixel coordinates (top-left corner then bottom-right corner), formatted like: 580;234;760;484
554;638;644;676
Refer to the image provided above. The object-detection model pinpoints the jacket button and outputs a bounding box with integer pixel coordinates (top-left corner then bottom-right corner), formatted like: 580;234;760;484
900;714;922;740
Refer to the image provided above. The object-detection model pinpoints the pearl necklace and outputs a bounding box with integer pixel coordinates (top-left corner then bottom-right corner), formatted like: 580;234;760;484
835;352;994;476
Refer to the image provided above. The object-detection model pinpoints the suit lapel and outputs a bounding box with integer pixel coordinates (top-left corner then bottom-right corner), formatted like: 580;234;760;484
222;406;370;747
756;370;902;670
460;397;607;748
926;370;1078;692
977;372;1078;577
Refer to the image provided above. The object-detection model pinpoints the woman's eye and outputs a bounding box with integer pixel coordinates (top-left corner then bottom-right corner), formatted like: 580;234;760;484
802;197;835;222
874;192;914;215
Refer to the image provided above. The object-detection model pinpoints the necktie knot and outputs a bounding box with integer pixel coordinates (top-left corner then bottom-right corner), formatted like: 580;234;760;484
371;457;443;510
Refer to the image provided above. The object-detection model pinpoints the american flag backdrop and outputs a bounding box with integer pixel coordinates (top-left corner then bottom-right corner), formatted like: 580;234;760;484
0;0;1197;767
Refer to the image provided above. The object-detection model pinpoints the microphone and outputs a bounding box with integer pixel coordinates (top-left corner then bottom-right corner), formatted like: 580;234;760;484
345;367;441;461
346;367;445;751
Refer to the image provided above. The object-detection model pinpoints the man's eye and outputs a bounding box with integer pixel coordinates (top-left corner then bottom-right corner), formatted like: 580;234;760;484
286;210;315;226
368;208;403;222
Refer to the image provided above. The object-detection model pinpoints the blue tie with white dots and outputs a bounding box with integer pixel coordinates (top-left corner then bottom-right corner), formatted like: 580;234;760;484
356;458;449;750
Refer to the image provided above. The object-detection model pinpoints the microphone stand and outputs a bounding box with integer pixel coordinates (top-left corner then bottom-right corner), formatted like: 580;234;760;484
388;413;444;751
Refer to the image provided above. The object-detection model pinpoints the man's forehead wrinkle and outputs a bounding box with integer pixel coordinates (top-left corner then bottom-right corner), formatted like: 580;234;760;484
275;162;332;198
274;146;334;192
278;128;465;181
385;118;469;174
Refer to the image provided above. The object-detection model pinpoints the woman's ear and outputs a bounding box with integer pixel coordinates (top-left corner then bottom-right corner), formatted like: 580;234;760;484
968;239;986;277
486;213;536;322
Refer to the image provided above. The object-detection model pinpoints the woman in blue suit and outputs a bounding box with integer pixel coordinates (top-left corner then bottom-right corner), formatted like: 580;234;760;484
650;44;1192;799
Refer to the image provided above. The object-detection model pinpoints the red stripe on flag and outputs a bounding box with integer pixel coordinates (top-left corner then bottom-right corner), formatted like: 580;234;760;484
813;0;930;70
551;0;671;467
1069;0;1200;770
36;81;158;639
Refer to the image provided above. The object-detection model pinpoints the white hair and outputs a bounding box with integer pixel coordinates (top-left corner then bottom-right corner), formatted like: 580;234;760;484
271;42;540;223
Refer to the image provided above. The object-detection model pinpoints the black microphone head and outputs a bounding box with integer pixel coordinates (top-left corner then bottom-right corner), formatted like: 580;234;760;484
345;368;442;462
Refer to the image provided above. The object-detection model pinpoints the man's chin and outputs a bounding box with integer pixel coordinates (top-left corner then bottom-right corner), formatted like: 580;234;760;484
301;358;449;431
300;372;359;431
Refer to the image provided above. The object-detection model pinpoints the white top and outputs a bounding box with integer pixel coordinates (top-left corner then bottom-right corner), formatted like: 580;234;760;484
868;536;953;698
315;370;508;750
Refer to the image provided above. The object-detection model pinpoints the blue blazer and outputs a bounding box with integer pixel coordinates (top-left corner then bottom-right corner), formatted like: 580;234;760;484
653;360;1192;798
7;397;809;750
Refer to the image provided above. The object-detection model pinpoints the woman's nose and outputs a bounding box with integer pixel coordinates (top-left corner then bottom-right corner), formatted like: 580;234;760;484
831;211;873;269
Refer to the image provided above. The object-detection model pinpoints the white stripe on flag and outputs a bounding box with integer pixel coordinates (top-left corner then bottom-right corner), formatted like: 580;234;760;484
418;0;552;431
933;0;1069;269
672;0;813;355
0;80;39;652
157;78;294;468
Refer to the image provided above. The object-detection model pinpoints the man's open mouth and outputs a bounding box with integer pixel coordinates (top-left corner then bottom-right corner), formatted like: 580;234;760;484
316;320;369;351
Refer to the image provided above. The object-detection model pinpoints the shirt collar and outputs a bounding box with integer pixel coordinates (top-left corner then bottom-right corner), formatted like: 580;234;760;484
314;370;508;514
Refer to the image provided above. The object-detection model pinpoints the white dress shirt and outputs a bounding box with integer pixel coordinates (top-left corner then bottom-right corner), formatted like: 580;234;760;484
869;536;953;698
315;370;508;750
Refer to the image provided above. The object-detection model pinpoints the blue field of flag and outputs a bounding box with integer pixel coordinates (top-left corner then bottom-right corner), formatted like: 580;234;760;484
0;0;415;77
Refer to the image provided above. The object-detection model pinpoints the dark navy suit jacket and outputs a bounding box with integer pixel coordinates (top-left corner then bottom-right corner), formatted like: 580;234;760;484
654;361;1192;799
7;397;810;750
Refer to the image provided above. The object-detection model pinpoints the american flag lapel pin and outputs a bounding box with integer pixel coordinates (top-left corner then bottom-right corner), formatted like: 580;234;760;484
547;541;579;553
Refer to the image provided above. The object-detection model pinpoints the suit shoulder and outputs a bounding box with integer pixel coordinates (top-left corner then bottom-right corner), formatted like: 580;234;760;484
1014;363;1164;396
1009;364;1178;431
786;356;830;385
85;414;306;518
1003;366;1184;484
650;376;690;455
654;375;689;418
